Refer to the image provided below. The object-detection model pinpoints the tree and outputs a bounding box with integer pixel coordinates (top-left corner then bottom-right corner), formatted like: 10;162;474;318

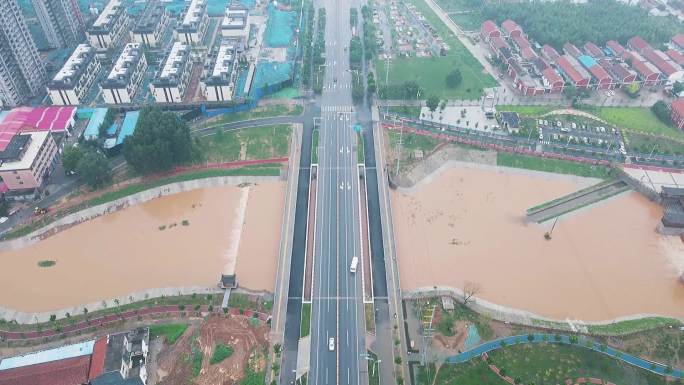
462;281;481;305
446;69;462;88
76;150;111;189
426;95;440;119
563;85;577;101
123;107;196;175
651;100;671;126
674;81;684;96
62;146;83;175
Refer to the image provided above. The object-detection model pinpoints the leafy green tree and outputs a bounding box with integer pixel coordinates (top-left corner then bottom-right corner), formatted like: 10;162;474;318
404;81;421;99
674;81;684;96
651;100;671;126
123;107;196;175
61;146;83;174
426;95;440;118
563;85;577;100
446;69;462;89
76;150;111;189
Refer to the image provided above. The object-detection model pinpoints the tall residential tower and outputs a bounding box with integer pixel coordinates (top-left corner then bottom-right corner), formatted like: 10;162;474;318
0;0;47;107
31;0;86;49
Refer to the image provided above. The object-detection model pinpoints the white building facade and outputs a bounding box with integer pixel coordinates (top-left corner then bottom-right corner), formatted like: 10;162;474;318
86;0;129;51
100;43;147;105
174;0;209;45
150;42;193;103
47;44;99;105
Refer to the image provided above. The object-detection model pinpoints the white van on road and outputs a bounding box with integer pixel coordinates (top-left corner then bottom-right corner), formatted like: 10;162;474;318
349;256;358;273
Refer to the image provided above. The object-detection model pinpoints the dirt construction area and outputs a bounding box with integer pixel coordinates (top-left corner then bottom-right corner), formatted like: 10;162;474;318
156;315;269;385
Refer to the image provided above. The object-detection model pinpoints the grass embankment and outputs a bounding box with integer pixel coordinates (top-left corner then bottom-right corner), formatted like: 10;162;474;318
581;106;684;140
0;294;224;333
150;323;188;345
429;343;674;385
199;124;292;163
200;103;303;128
312;128;319;164
495;105;560;117
300;303;311;337
376;0;496;100
496;152;611;179
586;317;681;336
365;303;376;334
387;130;441;156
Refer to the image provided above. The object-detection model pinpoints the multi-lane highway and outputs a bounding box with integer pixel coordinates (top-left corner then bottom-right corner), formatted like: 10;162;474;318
308;1;367;384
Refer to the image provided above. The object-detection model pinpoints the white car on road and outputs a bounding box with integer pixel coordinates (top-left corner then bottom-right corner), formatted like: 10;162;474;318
328;337;335;351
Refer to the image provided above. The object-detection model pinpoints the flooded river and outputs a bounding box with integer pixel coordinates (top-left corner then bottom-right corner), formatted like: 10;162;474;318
0;182;284;312
392;164;684;321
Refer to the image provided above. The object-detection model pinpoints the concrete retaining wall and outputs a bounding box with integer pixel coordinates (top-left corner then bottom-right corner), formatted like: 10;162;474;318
0;175;280;252
614;166;662;204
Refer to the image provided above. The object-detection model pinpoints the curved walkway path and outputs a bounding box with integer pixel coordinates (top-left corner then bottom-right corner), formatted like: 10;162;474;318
445;333;683;379
539;109;609;124
0;305;270;343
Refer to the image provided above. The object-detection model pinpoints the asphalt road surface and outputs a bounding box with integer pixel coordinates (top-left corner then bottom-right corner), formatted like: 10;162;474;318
308;1;366;384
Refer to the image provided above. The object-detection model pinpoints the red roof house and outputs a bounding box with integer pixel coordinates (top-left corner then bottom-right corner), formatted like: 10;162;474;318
0;106;76;151
0;356;92;385
501;19;522;38
606;40;626;57
627;51;661;86
642;49;683;81
480;20;500;42
542;67;565;93
563;43;582;58
666;49;684;66
511;34;530;51
584;42;605;58
670;98;684;129
489;36;511;58
541;44;560;62
627;36;652;53
672;34;684;50
521;46;537;61
599;59;636;88
556;55;590;89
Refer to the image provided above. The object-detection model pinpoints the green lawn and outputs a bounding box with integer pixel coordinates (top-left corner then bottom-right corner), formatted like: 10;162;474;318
199;103;303;128
376;0;496;100
300;303;311;337
582;106;684;140
199;124;292;163
586;317;681;336
485;343;671;385
496;105;561;117
367;351;380;385
149;323;188;345
384;106;422;118
429;359;504;385
357;132;365;163
311;128;319;164
496;152;611;179
434;0;487;30
624;131;684;156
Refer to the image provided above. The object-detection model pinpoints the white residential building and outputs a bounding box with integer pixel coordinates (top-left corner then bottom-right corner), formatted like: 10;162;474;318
201;42;237;102
174;0;209;45
150;42;192;103
220;3;251;48
131;0;171;47
100;43;147;105
47;44;99;105
86;0;129;51
31;0;86;49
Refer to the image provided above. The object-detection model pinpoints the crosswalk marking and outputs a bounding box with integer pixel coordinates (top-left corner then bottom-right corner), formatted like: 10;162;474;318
321;106;354;112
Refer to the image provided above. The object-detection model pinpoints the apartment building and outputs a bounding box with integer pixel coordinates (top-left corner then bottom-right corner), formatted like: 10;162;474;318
101;43;147;105
221;3;251;48
174;0;209;45
0;131;58;191
86;0;129;51
47;44;100;105
31;0;86;49
0;0;47;107
131;0;171;47
150;42;192;103
201;41;237;101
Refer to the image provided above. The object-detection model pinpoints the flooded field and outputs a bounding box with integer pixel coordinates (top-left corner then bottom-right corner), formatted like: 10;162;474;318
392;164;684;321
0;182;284;312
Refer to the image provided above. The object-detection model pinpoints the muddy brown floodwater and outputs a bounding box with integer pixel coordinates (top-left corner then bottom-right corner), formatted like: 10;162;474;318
0;182;284;313
392;165;684;321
